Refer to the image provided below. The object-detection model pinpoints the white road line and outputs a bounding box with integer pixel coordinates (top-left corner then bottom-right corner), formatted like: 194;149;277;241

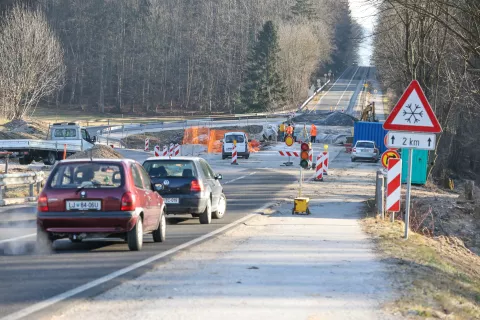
0;234;36;245
335;66;360;109
311;66;352;111
0;201;276;320
223;171;256;185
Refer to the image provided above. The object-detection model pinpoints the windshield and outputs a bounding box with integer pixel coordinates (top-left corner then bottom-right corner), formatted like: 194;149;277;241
356;142;375;148
49;163;124;189
143;160;197;178
225;135;245;143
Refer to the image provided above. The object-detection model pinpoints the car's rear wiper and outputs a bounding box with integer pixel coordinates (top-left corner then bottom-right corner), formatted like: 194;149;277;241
75;181;102;194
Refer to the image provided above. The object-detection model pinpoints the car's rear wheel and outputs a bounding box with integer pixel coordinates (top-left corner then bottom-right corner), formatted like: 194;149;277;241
36;226;52;253
213;193;226;219
44;152;57;165
222;154;227;160
127;217;143;251
199;198;212;224
152;209;166;242
244;154;250;159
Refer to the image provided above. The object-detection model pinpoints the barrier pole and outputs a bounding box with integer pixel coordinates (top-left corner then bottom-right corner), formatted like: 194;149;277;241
63;144;67;160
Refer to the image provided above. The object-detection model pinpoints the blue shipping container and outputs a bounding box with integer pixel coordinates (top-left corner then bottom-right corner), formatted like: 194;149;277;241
399;149;428;185
353;122;388;153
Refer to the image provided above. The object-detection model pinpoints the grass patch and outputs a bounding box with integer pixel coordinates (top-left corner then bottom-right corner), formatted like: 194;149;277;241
362;217;480;319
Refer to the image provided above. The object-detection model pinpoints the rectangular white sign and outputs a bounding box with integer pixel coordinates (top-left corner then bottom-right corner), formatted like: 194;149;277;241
386;131;436;150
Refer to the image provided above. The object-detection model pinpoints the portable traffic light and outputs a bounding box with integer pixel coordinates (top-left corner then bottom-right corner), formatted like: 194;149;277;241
300;142;311;169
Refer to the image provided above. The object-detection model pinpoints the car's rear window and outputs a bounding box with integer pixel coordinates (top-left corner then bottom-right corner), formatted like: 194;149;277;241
143;160;197;178
225;135;245;143
49;163;124;189
356;142;375;148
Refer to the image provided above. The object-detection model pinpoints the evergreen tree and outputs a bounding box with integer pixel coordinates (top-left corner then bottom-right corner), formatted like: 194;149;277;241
240;21;286;112
291;0;317;20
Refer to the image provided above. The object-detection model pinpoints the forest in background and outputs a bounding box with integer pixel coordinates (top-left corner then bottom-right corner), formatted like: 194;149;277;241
372;0;480;179
0;0;361;118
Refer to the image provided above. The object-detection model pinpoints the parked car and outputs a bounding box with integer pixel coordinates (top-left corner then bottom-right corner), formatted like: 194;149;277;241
221;132;250;159
351;140;380;162
36;159;166;251
142;156;226;224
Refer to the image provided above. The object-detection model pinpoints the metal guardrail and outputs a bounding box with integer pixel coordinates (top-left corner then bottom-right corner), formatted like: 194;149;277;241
298;80;331;111
0;171;45;206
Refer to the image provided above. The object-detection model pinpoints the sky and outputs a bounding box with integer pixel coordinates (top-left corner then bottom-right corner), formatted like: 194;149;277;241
349;0;378;66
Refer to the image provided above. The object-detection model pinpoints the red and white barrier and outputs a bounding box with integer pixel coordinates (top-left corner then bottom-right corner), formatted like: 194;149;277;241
387;158;402;212
174;144;181;157
279;151;299;157
308;148;313;169
231;144;238;165
162;145;168;156
154;145;161;157
322;151;329;175
169;143;174;158
315;154;324;181
144;138;149;152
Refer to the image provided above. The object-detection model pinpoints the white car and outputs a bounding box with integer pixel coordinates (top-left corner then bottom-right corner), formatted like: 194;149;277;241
351;140;380;162
221;132;250;159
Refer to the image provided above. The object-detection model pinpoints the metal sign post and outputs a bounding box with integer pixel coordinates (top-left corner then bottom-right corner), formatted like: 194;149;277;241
404;149;413;238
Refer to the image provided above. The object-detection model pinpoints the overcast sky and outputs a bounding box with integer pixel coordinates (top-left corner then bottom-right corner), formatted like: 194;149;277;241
349;0;378;66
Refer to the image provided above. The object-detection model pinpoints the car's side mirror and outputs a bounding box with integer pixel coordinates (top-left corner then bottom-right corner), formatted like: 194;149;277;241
92;136;97;143
215;174;223;180
153;183;163;191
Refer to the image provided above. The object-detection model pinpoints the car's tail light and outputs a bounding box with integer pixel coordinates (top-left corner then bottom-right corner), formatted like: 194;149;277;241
352;147;356;153
121;192;136;211
190;179;203;192
38;193;49;212
374;148;379;154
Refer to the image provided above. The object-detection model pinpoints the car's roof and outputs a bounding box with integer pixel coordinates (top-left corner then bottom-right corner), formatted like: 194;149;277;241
144;156;204;162
58;158;134;164
224;132;246;136
356;140;376;143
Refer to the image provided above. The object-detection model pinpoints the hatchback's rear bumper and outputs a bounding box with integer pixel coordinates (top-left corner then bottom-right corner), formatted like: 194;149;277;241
37;211;138;234
161;194;208;214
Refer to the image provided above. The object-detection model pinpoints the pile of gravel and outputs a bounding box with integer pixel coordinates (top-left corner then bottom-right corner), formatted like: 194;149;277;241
67;144;124;160
4;119;50;139
323;112;357;126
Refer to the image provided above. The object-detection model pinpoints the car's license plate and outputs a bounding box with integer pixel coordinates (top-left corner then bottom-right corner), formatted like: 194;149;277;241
360;149;369;153
66;200;101;211
226;148;232;151
164;198;179;204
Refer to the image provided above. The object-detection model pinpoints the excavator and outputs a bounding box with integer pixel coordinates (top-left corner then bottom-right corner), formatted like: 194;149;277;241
360;101;376;122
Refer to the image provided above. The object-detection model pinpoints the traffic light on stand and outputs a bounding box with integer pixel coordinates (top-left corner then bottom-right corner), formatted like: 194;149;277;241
300;142;310;169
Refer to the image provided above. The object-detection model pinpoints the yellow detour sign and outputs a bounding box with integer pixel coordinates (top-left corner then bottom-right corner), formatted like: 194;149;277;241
381;149;400;169
285;135;294;147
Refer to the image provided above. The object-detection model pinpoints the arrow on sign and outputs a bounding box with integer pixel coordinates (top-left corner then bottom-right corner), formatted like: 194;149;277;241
427;138;432;147
391;135;395;144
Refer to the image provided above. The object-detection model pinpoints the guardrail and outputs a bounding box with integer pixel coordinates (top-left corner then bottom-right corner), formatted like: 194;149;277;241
0;171;45;206
298;80;331;111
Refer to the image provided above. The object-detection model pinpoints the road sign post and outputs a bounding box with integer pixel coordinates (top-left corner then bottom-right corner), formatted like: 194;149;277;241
383;80;442;239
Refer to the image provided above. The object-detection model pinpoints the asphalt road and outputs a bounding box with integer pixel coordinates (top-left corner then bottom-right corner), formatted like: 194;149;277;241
307;66;370;114
0;150;298;319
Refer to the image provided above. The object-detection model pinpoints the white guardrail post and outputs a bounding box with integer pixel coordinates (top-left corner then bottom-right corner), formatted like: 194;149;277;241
0;171;45;206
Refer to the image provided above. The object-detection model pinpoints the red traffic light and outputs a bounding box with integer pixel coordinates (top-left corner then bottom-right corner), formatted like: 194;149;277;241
301;142;309;151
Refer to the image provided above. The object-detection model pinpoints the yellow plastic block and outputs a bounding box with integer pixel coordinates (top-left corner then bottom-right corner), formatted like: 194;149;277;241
294;197;309;213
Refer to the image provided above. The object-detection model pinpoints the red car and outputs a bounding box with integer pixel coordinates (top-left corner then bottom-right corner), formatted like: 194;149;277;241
36;159;166;251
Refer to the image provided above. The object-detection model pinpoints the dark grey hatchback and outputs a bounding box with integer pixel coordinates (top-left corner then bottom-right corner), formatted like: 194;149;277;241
142;156;226;224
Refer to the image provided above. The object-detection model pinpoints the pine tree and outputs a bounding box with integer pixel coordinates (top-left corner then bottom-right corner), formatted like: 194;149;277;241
291;0;317;20
240;21;286;112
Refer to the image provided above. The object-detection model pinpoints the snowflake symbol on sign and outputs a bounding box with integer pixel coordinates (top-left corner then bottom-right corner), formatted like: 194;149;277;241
402;103;423;123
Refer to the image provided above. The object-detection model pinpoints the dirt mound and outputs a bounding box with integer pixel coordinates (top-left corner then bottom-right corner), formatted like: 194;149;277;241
323;112;357;126
67;145;124;160
3;119;49;139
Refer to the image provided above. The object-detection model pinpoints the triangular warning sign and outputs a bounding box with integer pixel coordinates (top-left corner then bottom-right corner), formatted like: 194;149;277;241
383;80;442;133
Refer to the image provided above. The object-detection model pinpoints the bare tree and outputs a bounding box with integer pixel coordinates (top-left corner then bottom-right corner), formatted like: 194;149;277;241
0;5;65;119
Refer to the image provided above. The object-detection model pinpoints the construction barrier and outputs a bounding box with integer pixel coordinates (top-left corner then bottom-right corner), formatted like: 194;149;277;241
162;145;168;156
315;154;324;181
279;151;299;157
144;138;149;152
387;158;402;212
231;144;238;165
322;151;329;175
174;144;181;157
308;148;313;169
154;145;161;157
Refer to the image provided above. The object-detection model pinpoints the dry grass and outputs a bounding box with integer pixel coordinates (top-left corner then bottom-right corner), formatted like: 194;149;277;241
362;216;480;319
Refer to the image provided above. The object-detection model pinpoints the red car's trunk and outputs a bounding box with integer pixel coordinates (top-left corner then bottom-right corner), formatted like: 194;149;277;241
46;188;126;212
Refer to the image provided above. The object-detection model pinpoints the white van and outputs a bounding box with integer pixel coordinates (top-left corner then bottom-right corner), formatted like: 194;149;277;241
221;132;250;159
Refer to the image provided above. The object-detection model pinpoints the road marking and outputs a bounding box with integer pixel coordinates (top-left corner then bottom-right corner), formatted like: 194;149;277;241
223;172;256;185
335;66;360;109
0;234;36;245
0;201;275;320
311;66;352;112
